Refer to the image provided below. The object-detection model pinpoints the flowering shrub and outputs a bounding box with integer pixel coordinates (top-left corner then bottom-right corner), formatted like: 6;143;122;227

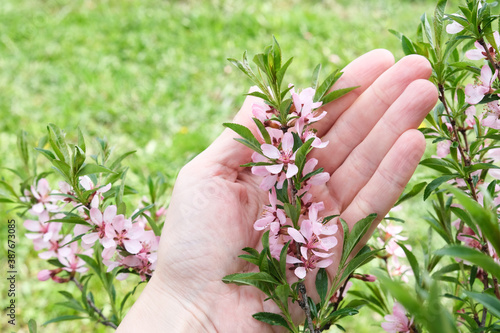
1;127;167;329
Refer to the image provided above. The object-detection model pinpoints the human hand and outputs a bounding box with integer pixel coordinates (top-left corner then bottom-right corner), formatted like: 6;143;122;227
117;49;438;332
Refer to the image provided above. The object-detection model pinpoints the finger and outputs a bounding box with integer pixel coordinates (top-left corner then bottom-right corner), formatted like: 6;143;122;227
315;55;432;173
314;49;395;137
339;129;426;230
325;79;438;209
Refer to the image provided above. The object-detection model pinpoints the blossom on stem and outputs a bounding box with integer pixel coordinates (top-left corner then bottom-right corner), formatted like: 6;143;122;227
381;302;413;333
25;178;59;214
59;242;94;274
79;205;118;248
289;86;324;126
464;65;497;105
287;216;338;278
80;176;112;208
435;140;451;159
261;132;298;178
446;21;464;34
102;215;144;259
482;101;500;129
465;32;500;61
253;187;287;233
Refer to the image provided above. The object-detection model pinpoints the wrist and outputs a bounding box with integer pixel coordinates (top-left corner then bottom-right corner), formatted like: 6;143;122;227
117;274;216;332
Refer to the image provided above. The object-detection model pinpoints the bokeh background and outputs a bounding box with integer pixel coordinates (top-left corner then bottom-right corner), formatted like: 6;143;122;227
0;0;464;332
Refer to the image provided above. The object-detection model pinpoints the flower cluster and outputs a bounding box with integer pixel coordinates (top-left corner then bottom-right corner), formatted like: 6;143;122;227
22;177;160;282
248;87;337;280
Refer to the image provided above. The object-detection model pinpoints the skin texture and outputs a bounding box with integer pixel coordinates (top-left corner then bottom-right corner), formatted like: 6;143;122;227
117;49;438;332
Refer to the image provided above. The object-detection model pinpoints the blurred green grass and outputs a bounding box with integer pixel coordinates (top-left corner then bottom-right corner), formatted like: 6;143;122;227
0;0;458;332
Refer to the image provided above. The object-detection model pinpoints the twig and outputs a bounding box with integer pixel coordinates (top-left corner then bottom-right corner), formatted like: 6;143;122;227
438;84;478;201
298;282;315;333
71;277;118;329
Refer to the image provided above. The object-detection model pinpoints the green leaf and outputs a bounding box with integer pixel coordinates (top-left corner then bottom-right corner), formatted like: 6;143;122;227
294;138;314;175
341;214;377;266
466;162;500;172
48;215;89;226
395;181;426;206
434;0;448;48
340;247;381;282
224;122;262;153
449;206;480;237
17;130;30;168
247;91;270;101
435;245;500;279
447;186;500;256
47;124;69;163
321;86;358;105
139;211;161;236
77;127;86;152
397;242;420;284
76;164;115;177
313;69;342;103
316;268;328;304
276;57;293;90
326;307;359;321
50;161;71;184
109;150;136;171
272;36;281;73
222;272;278;285
421;13;434;49
311;64;321;90
465;291;500;318
43;315;86;325
76;254;100;275
431;263;461;278
424;175;456;200
284;202;301;227
420;158;453;174
131;204;155;221
401;35;417;55
28;319;37;333
253;118;271;144
279;241;291;278
252;312;292;331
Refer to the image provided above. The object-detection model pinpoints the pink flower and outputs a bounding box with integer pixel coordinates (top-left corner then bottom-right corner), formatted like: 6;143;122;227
286;252;333;279
446;21;464;34
251;152;287;190
79;176;111;208
261;132;298;178
24;211;63;251
81;205;117;247
253;187;287;233
58;242;93;274
388;258;413;283
252;102;280;128
487;148;500;179
482;102;500;129
381;302;413;333
465;106;476;127
435;140;451;158
286;210;338;279
102;215;144;259
295;118;329;149
465;65;497;105
466;32;500;61
29;178;59;214
289;87;324;126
